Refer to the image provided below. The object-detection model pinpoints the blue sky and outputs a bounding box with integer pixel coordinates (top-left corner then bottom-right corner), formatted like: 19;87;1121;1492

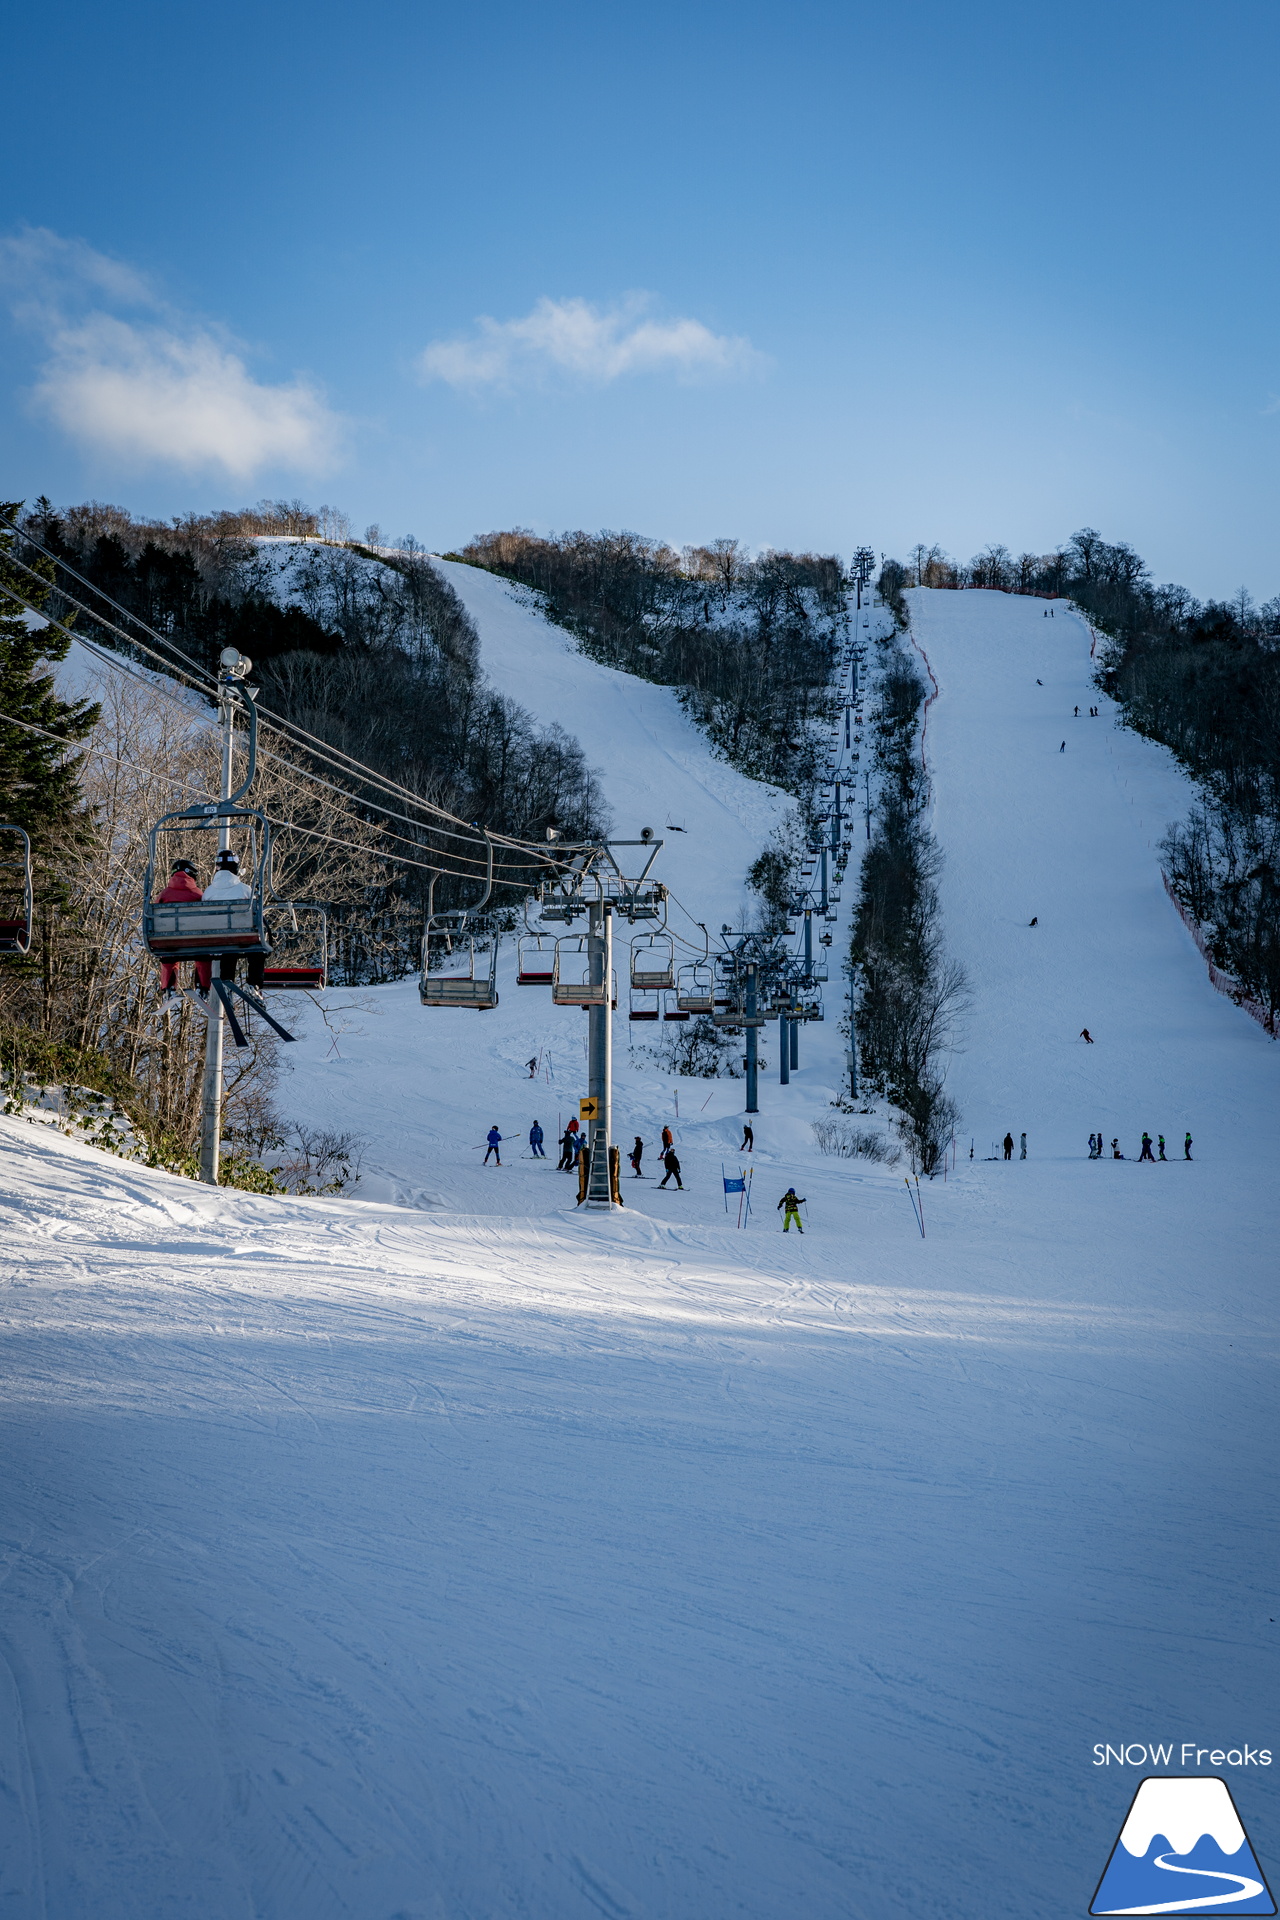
2;0;1277;597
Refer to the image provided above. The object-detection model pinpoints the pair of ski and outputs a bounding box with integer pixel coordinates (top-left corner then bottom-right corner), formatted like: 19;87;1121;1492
181;979;296;1047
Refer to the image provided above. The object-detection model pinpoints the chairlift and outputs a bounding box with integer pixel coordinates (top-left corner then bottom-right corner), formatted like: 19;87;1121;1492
552;936;609;1006
419;918;499;1009
629;987;661;1022
261;903;328;992
663;994;690;1021
143;807;272;965
0;825;33;954
675;962;714;1014
517;931;556;985
630;932;675;991
418;847;500;1009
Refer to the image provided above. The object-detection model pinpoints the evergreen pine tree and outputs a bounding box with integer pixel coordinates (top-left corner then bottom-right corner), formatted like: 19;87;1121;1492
0;503;99;840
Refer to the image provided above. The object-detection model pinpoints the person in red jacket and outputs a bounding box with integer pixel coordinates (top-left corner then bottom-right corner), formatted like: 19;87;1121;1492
157;861;212;1002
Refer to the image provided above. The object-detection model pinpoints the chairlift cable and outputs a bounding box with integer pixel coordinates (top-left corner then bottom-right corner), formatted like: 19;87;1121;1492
2;524;573;865
1;565;571;880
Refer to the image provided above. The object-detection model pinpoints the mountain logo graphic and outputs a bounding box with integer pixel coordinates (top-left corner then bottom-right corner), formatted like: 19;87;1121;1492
1091;1777;1275;1915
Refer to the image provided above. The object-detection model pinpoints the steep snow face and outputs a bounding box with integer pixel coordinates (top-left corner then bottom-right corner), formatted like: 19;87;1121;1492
909;586;1280;1165
1119;1778;1246;1857
432;558;790;936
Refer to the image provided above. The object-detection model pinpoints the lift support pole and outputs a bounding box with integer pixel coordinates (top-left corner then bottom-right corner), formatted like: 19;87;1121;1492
745;965;759;1114
585;901;615;1207
197;687;236;1186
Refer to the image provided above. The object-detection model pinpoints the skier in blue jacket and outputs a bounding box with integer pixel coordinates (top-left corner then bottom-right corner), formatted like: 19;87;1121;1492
484;1126;502;1166
529;1121;545;1158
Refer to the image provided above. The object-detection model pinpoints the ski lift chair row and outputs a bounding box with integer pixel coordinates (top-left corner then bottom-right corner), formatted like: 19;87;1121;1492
0;825;33;955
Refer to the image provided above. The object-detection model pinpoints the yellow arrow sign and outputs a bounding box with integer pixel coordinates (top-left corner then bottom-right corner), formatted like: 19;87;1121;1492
579;1097;599;1122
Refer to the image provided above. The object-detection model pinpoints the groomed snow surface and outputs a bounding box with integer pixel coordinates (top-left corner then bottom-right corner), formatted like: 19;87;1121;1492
2;585;1278;1918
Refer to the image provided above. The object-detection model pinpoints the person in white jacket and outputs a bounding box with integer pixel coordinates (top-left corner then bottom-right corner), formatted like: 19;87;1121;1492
204;850;266;988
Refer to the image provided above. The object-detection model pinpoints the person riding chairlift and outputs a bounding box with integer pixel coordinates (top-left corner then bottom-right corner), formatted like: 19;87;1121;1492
204;849;266;988
157;860;212;1005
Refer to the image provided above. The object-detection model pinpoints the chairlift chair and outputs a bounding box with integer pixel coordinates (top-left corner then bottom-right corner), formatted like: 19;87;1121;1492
629;932;675;991
629;987;661;1022
419;917;500;1009
262;903;328;991
517;931;556;985
552;935;609;1006
675;962;714;1014
663;994;690;1021
0;825;33;954
143;808;272;964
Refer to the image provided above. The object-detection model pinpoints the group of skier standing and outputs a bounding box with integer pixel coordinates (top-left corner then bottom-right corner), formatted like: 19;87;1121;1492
1089;1131;1192;1161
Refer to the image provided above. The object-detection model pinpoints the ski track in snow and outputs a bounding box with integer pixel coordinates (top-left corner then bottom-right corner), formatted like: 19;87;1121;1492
3;586;1278;1917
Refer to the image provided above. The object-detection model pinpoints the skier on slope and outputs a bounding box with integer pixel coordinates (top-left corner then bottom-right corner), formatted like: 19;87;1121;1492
661;1124;674;1154
484;1126;502;1166
740;1123;754;1152
658;1147;683;1190
557;1118;579;1170
156;860;212;1007
528;1120;545;1158
1112;1139;1124;1159
629;1135;644;1177
1139;1132;1155;1162
1080;1028;1094;1044
777;1188;806;1233
1157;1134;1167;1161
1003;1132;1014;1160
1184;1131;1193;1160
1020;1132;1027;1160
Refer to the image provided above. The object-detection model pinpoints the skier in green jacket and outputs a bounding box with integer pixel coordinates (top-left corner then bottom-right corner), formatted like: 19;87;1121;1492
778;1188;806;1232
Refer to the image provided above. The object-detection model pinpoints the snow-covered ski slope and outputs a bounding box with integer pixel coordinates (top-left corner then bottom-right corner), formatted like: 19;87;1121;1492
433;556;788;932
3;584;1278;1919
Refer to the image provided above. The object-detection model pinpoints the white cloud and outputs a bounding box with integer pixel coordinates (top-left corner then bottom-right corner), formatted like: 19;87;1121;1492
419;295;765;391
1;226;341;479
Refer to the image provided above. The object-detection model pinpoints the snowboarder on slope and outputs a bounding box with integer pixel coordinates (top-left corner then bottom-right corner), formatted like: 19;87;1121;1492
1139;1132;1155;1162
778;1188;806;1232
484;1126;502;1166
156;860;212;1004
528;1121;545;1158
1059;741;1066;752
629;1135;644;1177
1003;1132;1014;1160
526;1056;538;1079
658;1148;683;1190
740;1123;754;1152
1029;916;1038;926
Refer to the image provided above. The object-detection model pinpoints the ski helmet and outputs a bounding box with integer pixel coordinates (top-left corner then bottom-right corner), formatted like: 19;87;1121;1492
215;850;241;872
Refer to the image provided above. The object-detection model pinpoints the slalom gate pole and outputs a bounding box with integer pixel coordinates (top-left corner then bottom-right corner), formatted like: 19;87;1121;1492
904;1178;924;1238
722;1163;728;1214
915;1174;925;1238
